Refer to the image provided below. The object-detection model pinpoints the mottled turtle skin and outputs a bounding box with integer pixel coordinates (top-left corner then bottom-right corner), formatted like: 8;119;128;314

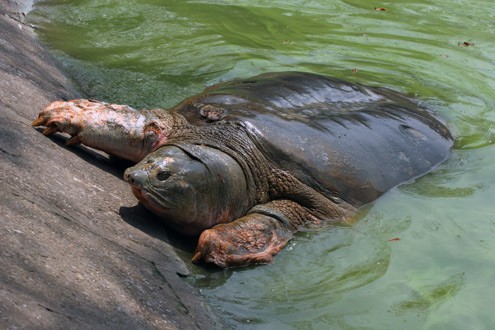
32;72;453;267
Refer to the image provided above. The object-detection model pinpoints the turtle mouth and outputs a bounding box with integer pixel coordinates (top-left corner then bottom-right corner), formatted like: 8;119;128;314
130;186;147;203
130;186;170;215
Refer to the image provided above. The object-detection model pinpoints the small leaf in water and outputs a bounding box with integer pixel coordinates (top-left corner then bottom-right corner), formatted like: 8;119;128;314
458;41;475;47
351;68;359;73
374;7;386;11
388;237;401;242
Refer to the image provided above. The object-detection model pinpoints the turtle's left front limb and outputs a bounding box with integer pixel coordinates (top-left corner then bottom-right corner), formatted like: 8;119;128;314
32;99;173;162
192;199;354;268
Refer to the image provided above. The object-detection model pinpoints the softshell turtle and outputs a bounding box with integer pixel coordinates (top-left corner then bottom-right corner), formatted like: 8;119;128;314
32;72;453;267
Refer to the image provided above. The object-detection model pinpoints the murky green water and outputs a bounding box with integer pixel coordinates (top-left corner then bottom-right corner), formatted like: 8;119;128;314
30;0;495;328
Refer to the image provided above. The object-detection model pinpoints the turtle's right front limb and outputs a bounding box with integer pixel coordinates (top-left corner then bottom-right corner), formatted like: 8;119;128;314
192;198;356;268
192;200;325;268
32;99;173;162
191;212;294;268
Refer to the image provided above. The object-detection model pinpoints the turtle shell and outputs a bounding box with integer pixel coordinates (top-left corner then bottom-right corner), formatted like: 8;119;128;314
173;72;453;207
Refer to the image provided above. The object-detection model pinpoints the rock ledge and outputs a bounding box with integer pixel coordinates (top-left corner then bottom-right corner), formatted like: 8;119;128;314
0;2;219;329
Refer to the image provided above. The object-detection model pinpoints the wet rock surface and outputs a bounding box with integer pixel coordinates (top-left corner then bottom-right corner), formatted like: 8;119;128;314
0;3;219;329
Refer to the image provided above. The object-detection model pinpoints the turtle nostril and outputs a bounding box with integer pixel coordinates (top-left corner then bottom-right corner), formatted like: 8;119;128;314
156;170;171;181
124;171;133;184
124;168;147;187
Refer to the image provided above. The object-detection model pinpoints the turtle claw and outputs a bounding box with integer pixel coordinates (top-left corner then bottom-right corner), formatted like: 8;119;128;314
42;126;58;136
191;251;202;264
65;135;82;146
31;116;47;127
32;100;87;138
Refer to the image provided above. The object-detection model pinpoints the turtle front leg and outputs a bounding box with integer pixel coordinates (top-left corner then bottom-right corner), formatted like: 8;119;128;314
192;213;293;268
192;200;329;268
32;99;173;162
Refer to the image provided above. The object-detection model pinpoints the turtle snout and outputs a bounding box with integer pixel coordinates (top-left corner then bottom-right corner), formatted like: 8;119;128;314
124;168;148;187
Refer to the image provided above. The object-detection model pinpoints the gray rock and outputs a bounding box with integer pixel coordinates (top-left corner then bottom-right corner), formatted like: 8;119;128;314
0;2;220;329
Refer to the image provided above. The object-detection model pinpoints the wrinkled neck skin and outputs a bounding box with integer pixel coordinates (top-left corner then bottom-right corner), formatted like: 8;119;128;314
166;121;272;206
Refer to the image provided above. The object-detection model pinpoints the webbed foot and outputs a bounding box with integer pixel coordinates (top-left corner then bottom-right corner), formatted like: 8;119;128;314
192;214;292;268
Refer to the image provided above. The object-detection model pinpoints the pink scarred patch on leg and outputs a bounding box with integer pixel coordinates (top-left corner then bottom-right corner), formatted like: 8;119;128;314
143;120;169;152
152;130;168;151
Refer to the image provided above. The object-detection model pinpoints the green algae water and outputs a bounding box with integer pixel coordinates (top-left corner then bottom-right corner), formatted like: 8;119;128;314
30;1;495;328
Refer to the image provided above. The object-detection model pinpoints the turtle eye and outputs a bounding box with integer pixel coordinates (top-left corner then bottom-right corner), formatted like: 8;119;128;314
156;170;171;181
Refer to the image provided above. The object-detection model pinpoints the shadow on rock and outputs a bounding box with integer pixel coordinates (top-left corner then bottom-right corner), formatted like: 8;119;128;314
35;129;133;179
119;204;198;256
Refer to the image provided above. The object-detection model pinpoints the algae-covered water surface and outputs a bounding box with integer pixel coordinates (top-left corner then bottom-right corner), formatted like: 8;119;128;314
30;1;495;328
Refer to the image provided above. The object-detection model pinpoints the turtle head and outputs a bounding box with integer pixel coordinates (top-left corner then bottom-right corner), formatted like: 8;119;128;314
124;145;249;236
